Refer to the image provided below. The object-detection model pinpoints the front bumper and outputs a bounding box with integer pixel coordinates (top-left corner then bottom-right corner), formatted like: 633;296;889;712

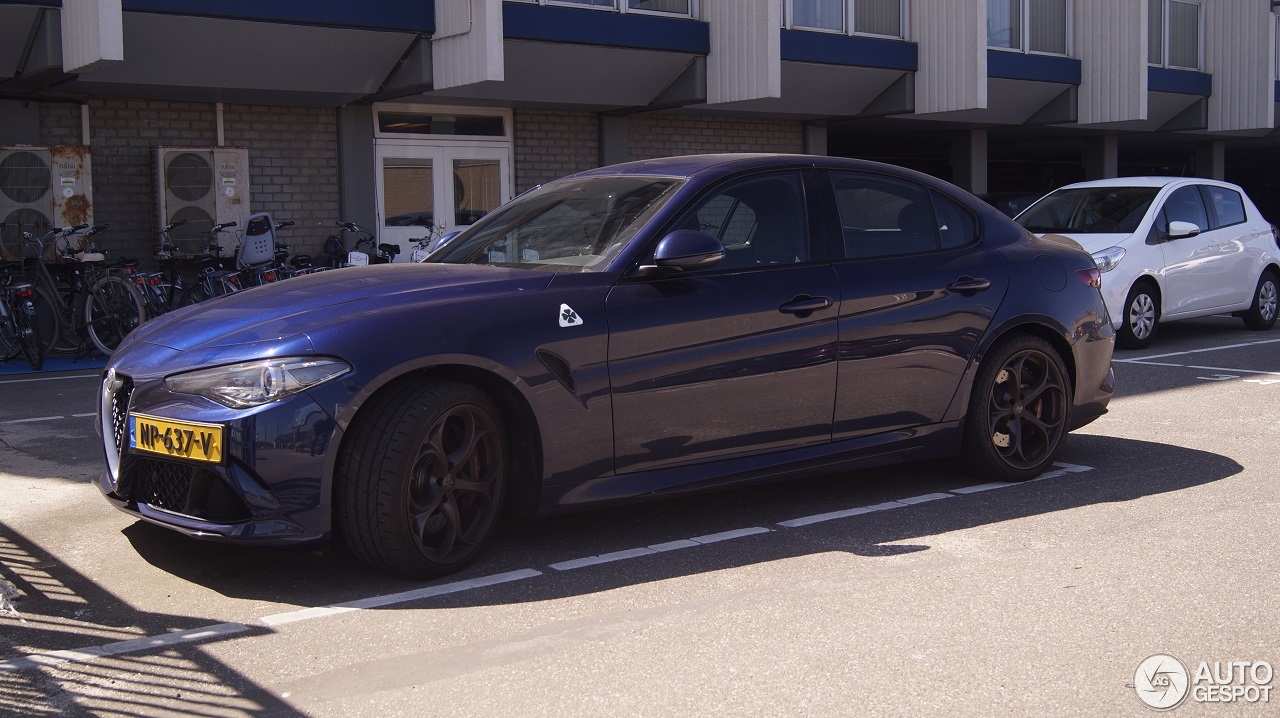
96;370;339;547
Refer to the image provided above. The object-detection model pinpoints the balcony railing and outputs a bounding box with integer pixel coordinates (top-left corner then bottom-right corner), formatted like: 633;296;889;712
505;0;695;18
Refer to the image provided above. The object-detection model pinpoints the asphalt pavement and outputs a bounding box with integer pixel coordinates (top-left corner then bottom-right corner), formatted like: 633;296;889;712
1;315;1277;717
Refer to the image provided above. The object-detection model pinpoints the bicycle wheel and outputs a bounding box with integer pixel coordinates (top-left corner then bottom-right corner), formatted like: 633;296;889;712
0;310;17;361
29;284;61;357
83;275;145;355
13;301;44;370
178;283;212;307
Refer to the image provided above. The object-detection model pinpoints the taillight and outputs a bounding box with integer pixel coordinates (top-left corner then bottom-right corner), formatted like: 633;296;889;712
1076;268;1101;289
264;272;276;282
16;288;33;300
149;277;161;286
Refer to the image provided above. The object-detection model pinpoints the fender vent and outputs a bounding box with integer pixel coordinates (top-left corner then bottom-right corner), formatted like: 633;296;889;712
536;349;576;393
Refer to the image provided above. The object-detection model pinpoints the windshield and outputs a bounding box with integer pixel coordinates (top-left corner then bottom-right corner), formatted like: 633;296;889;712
1017;186;1159;234
433;175;684;272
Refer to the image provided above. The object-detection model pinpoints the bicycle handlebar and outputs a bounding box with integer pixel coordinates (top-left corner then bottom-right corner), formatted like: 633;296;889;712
274;221;295;230
161;220;188;233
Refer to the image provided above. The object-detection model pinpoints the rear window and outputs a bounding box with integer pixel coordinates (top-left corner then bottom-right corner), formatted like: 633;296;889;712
1018;187;1158;234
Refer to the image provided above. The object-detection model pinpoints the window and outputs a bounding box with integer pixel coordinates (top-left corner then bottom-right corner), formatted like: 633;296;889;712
989;0;1069;55
677;172;809;269
377;112;506;138
783;0;905;39
505;0;694;17
1202;186;1247;228
1149;0;1201;70
1161;185;1209;231
1019;187;1158;234
831;172;968;259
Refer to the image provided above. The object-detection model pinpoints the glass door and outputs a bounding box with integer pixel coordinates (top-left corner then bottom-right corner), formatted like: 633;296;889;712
375;142;511;261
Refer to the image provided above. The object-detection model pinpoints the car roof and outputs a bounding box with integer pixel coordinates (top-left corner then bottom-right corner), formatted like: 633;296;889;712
1054;176;1244;191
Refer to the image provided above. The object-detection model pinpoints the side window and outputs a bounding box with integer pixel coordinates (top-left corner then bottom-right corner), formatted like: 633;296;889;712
831;171;938;259
1202;186;1247;228
932;191;977;249
677;171;808;269
1161;186;1209;232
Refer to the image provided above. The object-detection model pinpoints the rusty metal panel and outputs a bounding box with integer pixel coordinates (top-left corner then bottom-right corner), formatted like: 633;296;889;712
51;144;93;228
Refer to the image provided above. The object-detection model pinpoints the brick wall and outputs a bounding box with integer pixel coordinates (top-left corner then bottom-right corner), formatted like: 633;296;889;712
37;99;338;267
628;114;804;160
513;109;598;193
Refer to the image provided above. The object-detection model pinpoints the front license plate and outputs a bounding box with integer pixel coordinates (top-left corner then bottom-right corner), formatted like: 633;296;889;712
129;414;224;464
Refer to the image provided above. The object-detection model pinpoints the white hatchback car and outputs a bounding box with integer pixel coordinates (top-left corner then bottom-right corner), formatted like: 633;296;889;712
1016;177;1280;348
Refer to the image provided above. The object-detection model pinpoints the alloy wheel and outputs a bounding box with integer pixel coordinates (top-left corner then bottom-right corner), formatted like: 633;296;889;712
987;348;1068;471
1128;293;1156;340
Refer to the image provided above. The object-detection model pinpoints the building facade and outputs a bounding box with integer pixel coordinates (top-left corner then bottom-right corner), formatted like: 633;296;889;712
1;0;1278;263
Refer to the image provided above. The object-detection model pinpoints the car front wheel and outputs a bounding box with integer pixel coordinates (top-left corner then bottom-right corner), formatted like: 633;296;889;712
336;379;507;578
1117;281;1159;349
1242;270;1278;331
962;335;1072;482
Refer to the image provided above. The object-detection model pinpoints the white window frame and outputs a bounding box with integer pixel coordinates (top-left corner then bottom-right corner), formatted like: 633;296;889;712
987;0;1073;58
1148;0;1204;71
781;0;909;40
505;0;698;19
373;104;514;144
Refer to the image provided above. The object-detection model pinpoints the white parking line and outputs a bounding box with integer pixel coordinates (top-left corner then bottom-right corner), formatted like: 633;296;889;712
71;412;97;418
0;463;1096;672
1126;337;1280;361
260;568;542;626
0;623;250;673
1184;365;1280;377
0;374;98;385
0;416;63;425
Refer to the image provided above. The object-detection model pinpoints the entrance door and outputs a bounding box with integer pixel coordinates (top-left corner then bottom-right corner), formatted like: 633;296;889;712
375;142;511;260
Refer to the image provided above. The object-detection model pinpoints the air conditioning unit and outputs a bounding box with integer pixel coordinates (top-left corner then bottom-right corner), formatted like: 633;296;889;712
0;145;93;254
154;147;250;245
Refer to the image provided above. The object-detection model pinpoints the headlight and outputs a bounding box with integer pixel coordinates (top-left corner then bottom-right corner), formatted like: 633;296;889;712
165;357;351;409
1091;246;1126;273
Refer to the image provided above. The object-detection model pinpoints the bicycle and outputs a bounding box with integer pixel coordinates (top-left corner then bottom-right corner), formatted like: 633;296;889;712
0;260;44;370
179;222;243;306
334;221;400;265
20;225;146;356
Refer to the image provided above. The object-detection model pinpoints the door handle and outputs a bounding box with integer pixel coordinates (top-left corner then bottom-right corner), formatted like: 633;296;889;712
778;296;832;315
946;276;991;294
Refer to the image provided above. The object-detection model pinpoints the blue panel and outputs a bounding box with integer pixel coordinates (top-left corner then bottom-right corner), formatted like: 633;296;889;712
986;50;1080;84
780;29;917;71
1148;66;1212;96
502;3;709;54
120;0;434;33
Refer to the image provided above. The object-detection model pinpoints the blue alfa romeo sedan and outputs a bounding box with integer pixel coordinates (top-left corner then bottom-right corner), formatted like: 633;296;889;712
97;154;1115;577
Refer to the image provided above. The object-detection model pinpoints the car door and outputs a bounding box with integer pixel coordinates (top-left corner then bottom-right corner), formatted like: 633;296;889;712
824;170;1009;440
1199;184;1262;308
606;169;840;474
1154;184;1223;316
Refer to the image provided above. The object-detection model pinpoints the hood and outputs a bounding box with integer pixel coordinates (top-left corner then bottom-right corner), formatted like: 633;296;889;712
131;263;554;352
1032;232;1132;255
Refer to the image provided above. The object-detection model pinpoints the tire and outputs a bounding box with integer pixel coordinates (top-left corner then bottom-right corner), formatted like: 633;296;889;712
13;301;43;370
1242;270;1278;331
962;335;1073;482
83;275;145;355
1117;280;1159;349
336;379;508;578
179;283;212;307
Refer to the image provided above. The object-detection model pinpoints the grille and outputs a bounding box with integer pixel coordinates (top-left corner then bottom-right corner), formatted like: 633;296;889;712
111;377;133;456
136;458;194;514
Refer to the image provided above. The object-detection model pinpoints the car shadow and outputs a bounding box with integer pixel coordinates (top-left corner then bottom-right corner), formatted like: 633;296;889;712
120;432;1241;610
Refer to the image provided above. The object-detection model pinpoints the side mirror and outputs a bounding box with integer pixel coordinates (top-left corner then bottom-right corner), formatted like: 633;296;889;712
1167;221;1201;240
641;229;725;274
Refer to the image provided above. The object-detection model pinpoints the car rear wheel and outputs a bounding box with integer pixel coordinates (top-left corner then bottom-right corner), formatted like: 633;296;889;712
1117;281;1159;349
1241;270;1278;331
962;335;1072;482
336;379;507;578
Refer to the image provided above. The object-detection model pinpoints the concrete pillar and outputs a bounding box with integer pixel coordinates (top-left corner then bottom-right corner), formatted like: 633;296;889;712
336;105;378;233
598;114;629;167
1194;141;1225;180
950;129;987;195
803;123;827;156
1084;135;1119;180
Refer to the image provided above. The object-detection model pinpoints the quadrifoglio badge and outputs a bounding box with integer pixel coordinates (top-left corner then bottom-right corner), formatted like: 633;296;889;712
1135;654;1273;710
